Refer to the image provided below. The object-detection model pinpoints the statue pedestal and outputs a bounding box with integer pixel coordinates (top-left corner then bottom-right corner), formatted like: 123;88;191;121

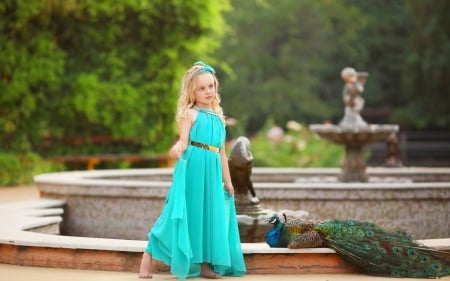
309;124;399;182
235;193;265;216
340;145;368;182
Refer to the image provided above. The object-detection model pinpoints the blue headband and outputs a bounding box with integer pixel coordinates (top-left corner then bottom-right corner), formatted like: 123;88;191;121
194;61;215;75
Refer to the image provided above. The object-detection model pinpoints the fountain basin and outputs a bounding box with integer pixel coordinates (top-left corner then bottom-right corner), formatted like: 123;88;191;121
309;124;399;145
34;167;450;240
309;124;399;182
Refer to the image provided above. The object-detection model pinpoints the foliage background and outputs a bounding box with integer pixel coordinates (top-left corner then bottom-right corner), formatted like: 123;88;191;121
0;0;448;185
218;0;449;136
1;0;229;156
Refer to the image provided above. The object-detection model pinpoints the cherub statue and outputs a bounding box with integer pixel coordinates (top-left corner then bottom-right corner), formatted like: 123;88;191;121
339;67;369;128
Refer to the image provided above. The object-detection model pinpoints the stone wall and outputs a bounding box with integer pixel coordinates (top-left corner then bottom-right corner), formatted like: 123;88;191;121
35;168;450;240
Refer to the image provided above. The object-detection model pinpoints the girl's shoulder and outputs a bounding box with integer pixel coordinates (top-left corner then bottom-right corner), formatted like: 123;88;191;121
185;108;198;124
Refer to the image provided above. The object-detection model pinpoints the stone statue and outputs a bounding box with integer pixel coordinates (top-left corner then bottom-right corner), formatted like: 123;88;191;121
339;67;369;128
309;67;399;182
228;137;261;215
385;133;403;167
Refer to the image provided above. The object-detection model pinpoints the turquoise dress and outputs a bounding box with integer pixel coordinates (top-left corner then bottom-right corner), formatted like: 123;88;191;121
145;108;246;280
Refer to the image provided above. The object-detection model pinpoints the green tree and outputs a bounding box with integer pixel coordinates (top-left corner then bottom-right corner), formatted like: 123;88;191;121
397;0;450;128
219;0;449;135
348;0;450;129
345;0;410;111
218;0;367;135
0;0;229;155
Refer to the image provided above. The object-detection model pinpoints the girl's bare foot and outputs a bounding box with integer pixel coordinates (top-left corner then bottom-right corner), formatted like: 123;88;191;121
138;252;152;278
200;263;221;279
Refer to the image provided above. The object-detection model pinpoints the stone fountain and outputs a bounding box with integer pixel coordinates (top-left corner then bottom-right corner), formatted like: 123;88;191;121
309;67;398;182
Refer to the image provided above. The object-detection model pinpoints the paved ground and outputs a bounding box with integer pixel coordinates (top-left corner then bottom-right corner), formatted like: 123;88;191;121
1;185;449;281
0;185;39;203
4;263;450;281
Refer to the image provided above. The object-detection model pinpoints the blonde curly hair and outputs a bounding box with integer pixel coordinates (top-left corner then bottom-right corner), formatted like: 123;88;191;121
175;63;225;124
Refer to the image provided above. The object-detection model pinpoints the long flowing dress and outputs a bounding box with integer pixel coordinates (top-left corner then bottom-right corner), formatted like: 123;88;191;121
145;108;247;280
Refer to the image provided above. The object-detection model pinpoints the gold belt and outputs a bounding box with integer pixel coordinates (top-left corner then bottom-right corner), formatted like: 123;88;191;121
190;141;220;153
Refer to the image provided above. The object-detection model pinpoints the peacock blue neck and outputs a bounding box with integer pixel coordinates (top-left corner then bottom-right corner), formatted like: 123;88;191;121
274;221;284;230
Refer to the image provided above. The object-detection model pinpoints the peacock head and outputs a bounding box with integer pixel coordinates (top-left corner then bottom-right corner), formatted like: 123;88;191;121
268;215;280;225
268;213;288;224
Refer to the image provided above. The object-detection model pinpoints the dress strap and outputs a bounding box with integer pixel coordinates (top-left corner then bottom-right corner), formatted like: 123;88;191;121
193;107;218;116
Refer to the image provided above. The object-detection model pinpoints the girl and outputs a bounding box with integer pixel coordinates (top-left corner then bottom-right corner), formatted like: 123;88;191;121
138;61;247;280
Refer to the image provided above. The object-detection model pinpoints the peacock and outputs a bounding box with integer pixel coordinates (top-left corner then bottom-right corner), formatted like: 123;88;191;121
265;216;450;278
265;213;288;248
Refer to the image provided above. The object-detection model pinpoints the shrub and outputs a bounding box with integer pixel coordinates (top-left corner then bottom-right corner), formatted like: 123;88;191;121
241;120;344;167
0;153;63;186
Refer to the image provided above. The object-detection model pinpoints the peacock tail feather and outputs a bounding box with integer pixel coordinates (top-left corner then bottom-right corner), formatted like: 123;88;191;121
315;220;450;278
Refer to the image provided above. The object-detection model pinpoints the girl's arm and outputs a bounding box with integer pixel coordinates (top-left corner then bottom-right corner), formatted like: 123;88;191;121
169;110;195;159
220;147;234;196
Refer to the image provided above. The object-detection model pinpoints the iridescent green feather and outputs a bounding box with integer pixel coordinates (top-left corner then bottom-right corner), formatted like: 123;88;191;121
315;220;450;278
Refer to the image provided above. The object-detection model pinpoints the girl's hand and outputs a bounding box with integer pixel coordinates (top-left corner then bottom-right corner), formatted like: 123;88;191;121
169;142;185;159
225;182;234;196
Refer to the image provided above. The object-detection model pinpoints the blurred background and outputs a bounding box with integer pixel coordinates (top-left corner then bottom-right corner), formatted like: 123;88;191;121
1;0;449;186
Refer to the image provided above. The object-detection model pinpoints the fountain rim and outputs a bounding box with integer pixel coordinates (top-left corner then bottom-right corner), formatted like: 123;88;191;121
0;198;338;254
1;196;449;254
34;167;450;191
309;123;400;133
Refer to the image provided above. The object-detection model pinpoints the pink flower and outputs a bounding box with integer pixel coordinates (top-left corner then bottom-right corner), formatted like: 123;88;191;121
267;126;284;142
